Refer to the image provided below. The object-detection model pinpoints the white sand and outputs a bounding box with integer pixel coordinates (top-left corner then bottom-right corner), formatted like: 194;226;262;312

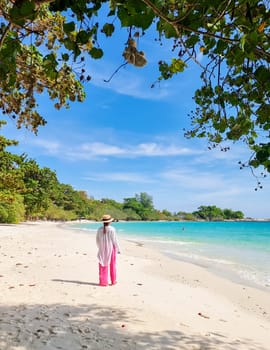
0;221;269;349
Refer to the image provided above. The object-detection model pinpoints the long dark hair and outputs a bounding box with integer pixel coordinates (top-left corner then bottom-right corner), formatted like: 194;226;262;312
103;222;110;233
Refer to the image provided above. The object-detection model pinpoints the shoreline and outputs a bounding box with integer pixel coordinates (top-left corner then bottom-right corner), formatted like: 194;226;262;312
157;246;270;292
71;218;270;222
0;221;270;349
67;220;270;293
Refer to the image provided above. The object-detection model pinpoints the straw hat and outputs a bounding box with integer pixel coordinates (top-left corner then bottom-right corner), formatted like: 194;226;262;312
102;214;114;223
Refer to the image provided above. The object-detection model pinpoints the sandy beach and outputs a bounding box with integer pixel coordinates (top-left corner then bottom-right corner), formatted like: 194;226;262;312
0;222;269;349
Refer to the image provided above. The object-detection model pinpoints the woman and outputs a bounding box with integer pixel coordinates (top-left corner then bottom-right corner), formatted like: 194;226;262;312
96;214;120;286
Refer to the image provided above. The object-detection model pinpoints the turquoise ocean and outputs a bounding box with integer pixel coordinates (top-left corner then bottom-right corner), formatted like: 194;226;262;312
68;221;270;290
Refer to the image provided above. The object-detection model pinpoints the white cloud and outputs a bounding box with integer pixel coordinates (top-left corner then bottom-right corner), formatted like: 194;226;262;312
89;60;169;100
84;172;154;183
84;37;204;105
133;143;199;156
81;142;125;156
20;138;202;160
25;139;61;155
69;141;200;160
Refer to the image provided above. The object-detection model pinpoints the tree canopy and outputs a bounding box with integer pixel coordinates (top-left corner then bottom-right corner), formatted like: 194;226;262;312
192;205;244;221
0;0;269;175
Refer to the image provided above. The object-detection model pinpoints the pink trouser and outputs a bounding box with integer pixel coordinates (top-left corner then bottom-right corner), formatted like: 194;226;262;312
99;246;116;286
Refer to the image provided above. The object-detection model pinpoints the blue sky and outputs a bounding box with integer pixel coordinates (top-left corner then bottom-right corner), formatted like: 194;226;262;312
1;22;269;219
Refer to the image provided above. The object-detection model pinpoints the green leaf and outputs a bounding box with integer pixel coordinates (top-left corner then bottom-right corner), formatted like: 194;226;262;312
63;22;76;33
102;23;115;37
61;53;69;61
9;0;36;26
254;66;270;82
89;48;103;59
63;38;76;51
76;30;90;44
20;1;35;17
215;40;227;54
256;104;270;127
117;4;154;30
73;45;81;60
157;20;177;38
43;53;58;76
171;59;186;73
203;36;216;50
9;7;24;26
249;31;258;44
256;149;269;162
0;64;9;80
185;35;200;48
240;35;246;51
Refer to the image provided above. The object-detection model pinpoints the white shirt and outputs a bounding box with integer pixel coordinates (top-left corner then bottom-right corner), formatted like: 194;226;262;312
96;225;120;266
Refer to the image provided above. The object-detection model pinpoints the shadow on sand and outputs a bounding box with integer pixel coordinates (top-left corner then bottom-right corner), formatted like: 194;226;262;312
52;278;99;286
0;303;266;350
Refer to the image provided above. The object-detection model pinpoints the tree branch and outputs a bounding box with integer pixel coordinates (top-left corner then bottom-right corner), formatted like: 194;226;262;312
103;62;128;83
141;0;239;44
141;0;270;64
0;22;12;48
178;36;207;71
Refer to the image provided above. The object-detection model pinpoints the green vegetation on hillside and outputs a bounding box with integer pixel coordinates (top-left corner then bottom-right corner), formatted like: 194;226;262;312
0;121;244;223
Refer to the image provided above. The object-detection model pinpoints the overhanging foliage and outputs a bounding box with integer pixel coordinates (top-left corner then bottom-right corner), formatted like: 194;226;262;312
0;0;269;175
